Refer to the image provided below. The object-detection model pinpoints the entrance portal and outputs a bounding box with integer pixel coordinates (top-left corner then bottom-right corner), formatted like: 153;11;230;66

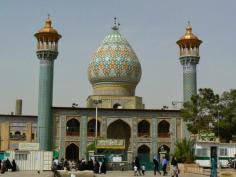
137;145;152;170
66;143;79;160
106;119;131;161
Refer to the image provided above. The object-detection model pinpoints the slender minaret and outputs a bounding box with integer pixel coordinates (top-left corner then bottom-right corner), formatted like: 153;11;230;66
34;16;61;150
177;22;202;103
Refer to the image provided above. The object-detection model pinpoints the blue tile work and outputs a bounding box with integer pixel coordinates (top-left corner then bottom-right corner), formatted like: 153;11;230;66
88;29;142;86
37;56;56;150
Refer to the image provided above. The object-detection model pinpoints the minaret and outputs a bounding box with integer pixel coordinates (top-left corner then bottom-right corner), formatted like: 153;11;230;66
177;22;202;103
34;16;61;150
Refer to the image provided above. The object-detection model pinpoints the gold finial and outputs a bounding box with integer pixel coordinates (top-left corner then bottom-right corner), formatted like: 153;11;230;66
186;21;192;34
112;17;120;30
44;14;52;28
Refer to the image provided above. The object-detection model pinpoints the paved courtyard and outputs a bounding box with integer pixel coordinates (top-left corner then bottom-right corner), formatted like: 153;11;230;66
0;170;208;177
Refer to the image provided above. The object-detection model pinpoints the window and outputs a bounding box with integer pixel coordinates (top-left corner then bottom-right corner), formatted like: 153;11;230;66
15;153;27;160
219;148;227;156
196;149;207;156
138;120;150;137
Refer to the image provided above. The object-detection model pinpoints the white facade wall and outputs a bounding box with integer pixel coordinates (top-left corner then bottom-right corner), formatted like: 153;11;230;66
6;150;53;171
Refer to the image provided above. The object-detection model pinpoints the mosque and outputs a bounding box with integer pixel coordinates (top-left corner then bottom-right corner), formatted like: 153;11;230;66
0;17;202;167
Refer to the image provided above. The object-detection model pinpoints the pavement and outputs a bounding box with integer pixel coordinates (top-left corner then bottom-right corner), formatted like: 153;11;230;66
0;170;209;177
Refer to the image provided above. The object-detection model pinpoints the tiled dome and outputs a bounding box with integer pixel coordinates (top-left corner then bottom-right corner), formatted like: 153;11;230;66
88;27;142;89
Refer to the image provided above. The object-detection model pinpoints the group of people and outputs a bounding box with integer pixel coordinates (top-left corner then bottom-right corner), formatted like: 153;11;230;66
0;158;17;173
153;156;179;177
133;156;146;176
132;156;179;177
52;157;107;174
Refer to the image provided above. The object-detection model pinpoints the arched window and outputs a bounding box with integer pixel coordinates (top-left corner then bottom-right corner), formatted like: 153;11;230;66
138;120;150;137
87;119;100;137
66;118;80;136
158;120;170;137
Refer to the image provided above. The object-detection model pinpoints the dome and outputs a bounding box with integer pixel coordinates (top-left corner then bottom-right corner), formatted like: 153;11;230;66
88;25;142;96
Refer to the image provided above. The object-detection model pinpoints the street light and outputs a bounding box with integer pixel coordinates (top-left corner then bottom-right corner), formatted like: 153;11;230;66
93;100;102;138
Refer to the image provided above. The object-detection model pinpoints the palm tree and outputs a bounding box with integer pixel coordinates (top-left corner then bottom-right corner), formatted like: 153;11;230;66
173;138;195;163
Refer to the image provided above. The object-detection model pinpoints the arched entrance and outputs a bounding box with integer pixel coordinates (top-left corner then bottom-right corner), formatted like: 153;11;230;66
158;145;170;160
106;119;131;161
137;145;152;170
66;143;79;160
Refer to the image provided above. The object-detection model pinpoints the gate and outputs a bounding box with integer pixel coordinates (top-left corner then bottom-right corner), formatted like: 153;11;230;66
138;153;153;171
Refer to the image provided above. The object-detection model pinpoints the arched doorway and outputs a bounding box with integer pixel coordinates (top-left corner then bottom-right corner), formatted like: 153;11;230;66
137;145;152;170
106;119;131;161
66;143;79;160
158;120;170;137
66;118;80;136
158;145;170;160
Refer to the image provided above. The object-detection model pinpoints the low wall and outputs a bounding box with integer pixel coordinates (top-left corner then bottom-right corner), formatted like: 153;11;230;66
178;163;203;174
57;170;95;177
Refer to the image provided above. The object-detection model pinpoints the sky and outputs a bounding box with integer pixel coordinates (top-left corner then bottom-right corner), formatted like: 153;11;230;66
0;0;236;115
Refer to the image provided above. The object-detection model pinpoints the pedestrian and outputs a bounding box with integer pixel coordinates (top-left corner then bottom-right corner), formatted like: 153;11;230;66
153;157;161;175
135;156;141;176
141;164;145;175
12;159;17;172
161;156;168;176
171;157;179;177
101;158;106;174
134;165;138;176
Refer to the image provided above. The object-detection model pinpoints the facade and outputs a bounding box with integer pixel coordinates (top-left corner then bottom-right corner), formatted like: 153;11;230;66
0;18;202;166
0;114;37;151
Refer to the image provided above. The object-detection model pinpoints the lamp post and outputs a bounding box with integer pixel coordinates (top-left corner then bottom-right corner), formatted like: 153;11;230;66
93;100;102;138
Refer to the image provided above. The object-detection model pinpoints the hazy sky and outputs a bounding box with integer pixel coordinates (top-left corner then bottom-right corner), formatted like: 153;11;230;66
0;0;235;115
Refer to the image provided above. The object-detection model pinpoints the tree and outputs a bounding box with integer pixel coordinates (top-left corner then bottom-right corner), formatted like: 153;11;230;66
173;138;195;163
181;88;219;134
218;89;236;142
181;88;236;142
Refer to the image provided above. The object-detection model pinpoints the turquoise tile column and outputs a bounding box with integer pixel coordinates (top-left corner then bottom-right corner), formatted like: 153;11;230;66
151;115;157;159
80;115;88;159
37;59;54;150
181;57;197;103
180;57;198;138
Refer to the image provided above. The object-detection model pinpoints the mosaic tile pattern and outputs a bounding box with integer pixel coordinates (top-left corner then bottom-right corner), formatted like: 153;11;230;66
88;29;142;86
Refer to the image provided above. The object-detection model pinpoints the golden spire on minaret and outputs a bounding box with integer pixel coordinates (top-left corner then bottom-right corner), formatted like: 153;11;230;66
176;21;202;48
34;15;61;42
34;15;61;50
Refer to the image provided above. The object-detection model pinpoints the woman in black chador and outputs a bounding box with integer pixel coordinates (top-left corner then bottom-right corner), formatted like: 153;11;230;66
12;159;17;172
100;158;107;174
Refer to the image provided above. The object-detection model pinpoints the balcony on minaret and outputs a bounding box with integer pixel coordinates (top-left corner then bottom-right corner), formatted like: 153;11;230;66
179;46;200;57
